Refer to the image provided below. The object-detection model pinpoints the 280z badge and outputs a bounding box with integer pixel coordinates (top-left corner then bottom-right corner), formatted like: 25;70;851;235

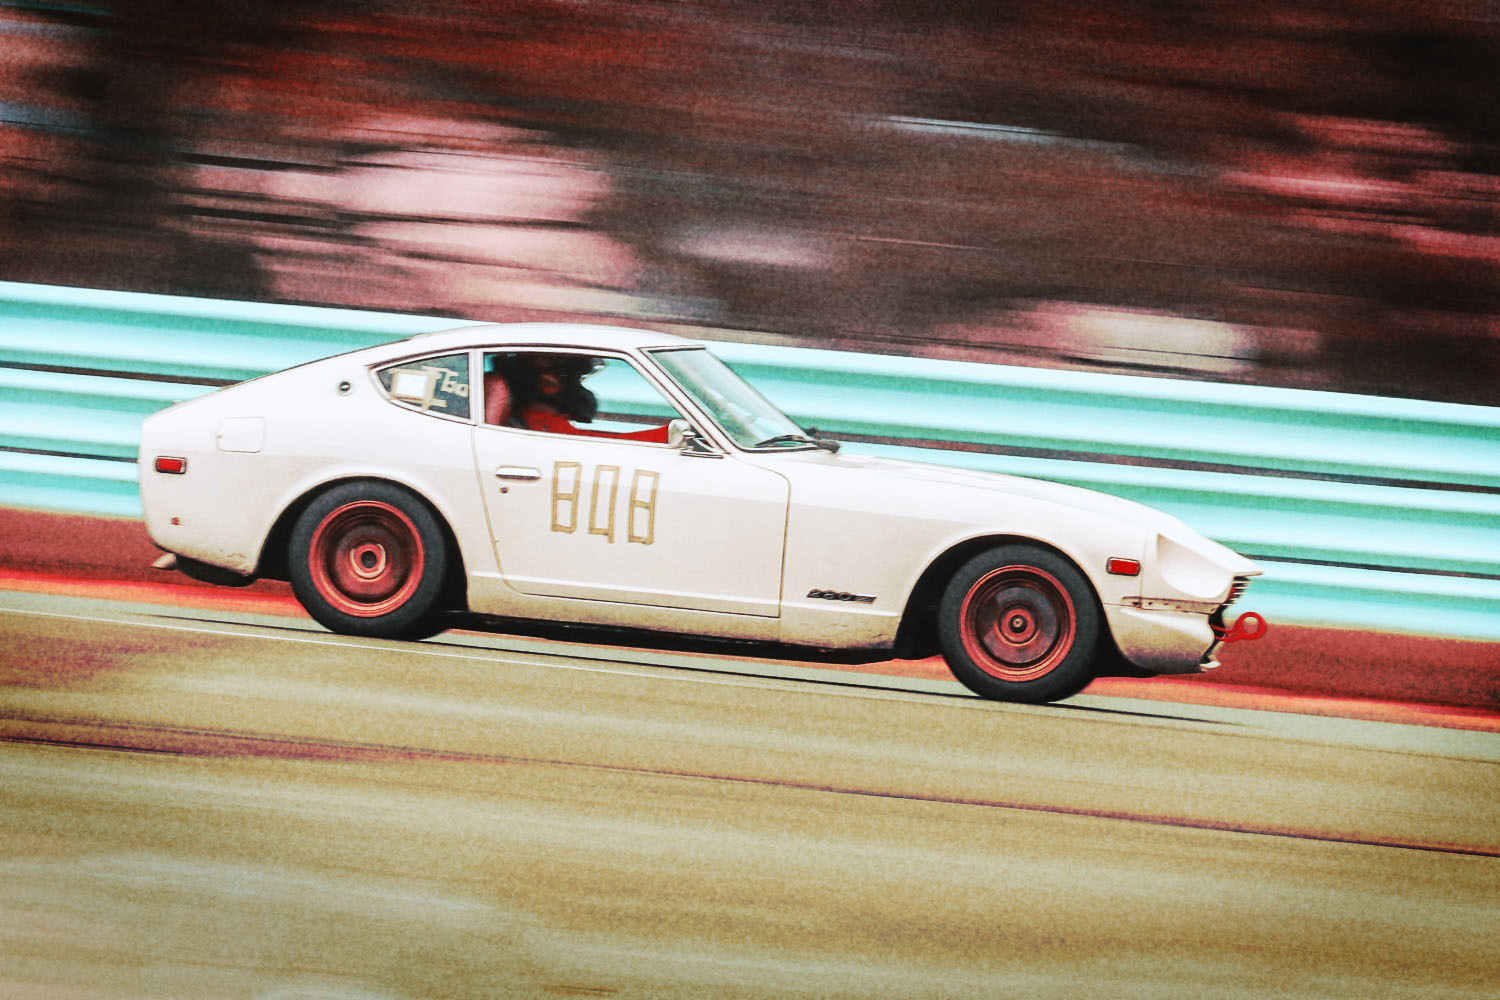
807;588;876;604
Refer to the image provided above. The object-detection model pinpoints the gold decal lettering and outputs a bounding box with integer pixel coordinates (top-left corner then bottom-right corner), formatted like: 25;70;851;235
551;461;581;533
627;470;659;545
548;462;662;544
588;465;620;542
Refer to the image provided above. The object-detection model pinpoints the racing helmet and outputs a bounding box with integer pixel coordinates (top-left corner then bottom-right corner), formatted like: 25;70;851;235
504;352;599;423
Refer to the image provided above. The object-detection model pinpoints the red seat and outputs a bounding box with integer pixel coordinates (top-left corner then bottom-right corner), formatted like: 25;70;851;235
483;371;512;426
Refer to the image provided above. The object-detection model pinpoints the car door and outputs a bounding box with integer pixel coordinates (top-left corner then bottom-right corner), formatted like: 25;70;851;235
472;350;790;617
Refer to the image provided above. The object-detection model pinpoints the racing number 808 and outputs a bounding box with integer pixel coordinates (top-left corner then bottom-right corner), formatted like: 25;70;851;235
551;461;659;545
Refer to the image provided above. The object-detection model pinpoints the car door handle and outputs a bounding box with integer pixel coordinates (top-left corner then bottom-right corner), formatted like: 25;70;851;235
494;466;542;482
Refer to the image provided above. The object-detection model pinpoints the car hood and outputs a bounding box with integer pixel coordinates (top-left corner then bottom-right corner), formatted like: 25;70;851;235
804;451;1260;576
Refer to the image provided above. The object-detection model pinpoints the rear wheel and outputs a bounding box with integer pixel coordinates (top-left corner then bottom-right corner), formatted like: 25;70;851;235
289;481;450;639
937;544;1100;703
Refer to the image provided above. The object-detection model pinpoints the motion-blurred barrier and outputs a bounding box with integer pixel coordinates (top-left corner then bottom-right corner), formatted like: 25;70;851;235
2;280;1497;640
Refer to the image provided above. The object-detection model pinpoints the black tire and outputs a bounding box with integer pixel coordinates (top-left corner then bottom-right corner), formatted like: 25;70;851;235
937;544;1101;703
288;480;450;639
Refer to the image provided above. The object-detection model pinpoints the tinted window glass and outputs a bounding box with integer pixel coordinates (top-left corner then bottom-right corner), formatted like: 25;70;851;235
485;351;679;442
376;353;470;419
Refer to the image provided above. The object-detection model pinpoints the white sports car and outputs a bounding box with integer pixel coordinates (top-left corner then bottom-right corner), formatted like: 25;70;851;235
139;323;1263;703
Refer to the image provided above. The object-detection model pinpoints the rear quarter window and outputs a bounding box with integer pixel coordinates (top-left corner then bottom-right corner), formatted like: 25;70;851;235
375;353;470;420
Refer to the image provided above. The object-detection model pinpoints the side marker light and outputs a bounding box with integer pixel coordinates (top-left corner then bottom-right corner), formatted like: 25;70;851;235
1106;557;1141;576
155;456;188;474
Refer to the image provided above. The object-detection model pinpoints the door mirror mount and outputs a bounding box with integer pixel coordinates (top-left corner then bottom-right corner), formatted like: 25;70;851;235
668;418;722;458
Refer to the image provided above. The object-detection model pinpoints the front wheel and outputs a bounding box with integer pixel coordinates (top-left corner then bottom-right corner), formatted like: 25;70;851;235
937;545;1101;703
289;481;450;639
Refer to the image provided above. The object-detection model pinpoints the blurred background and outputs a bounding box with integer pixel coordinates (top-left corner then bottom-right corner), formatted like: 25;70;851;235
2;0;1497;403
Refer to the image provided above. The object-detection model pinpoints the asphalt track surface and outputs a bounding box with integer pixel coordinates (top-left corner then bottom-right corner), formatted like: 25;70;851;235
3;588;1498;999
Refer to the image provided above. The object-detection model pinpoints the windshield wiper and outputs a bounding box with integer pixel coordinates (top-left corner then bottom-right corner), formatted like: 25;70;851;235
755;432;840;453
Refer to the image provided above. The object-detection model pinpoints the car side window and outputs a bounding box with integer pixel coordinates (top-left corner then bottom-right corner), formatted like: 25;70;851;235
375;352;470;420
484;351;681;443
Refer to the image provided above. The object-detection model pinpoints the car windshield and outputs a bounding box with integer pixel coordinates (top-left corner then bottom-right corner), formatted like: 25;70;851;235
648;347;812;449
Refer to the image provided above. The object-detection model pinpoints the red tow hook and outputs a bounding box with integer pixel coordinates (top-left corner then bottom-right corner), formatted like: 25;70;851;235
1214;611;1268;643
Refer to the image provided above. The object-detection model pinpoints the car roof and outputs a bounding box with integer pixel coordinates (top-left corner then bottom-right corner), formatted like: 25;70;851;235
394;322;698;355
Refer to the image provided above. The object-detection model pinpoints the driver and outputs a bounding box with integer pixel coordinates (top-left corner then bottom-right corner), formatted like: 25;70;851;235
503;354;668;442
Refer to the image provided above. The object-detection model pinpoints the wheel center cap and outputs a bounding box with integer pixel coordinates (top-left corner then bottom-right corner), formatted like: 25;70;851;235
349;542;388;580
996;603;1041;645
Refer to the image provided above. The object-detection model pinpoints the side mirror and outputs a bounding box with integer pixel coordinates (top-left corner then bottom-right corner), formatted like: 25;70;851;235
667;418;721;458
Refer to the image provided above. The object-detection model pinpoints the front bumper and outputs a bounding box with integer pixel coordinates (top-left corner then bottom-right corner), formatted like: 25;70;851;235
1103;603;1221;675
1106;576;1264;676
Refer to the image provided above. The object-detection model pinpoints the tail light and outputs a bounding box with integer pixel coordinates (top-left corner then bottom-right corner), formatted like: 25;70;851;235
154;456;188;474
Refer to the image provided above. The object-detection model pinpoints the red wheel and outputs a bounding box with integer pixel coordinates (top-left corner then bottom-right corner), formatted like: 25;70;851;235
308;500;425;617
939;545;1100;703
957;565;1077;682
289;481;451;638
